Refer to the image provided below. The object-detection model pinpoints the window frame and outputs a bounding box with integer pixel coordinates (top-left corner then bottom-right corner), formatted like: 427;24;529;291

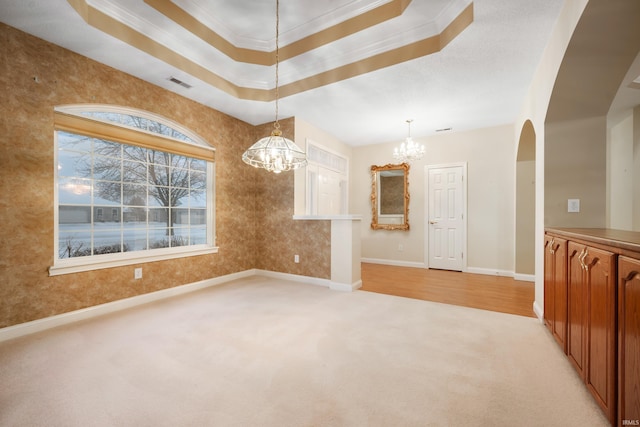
50;105;217;276
305;139;349;216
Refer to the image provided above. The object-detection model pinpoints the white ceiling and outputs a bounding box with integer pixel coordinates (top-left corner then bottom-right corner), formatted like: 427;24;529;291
0;0;565;146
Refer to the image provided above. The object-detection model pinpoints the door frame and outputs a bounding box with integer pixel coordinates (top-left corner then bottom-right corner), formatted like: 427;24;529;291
424;162;468;271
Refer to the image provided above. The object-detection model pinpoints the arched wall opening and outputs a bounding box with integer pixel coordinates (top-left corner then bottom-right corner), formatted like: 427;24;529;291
544;0;640;229
516;120;536;278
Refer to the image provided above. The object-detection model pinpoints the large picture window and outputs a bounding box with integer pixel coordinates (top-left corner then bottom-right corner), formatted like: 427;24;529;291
50;105;216;275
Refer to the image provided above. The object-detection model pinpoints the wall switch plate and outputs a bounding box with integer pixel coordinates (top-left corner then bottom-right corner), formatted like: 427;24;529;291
134;268;142;279
398;244;404;252
294;255;299;263
568;199;580;213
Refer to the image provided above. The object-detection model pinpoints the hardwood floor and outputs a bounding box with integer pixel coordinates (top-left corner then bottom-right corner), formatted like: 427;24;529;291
360;263;536;317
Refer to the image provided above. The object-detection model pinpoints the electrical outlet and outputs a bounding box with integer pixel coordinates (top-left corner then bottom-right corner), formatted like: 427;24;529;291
294;254;300;263
134;268;142;279
398;244;404;252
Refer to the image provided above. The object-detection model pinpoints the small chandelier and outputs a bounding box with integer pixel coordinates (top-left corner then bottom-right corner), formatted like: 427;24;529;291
242;0;307;173
393;119;425;163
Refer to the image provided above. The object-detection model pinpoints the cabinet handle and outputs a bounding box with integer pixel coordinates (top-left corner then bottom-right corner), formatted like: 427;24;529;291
579;248;589;271
578;248;585;270
623;271;640;282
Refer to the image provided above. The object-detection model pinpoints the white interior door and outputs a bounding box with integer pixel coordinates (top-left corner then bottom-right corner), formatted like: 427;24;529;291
427;164;466;271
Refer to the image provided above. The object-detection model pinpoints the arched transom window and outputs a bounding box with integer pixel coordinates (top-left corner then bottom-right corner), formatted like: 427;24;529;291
50;104;216;275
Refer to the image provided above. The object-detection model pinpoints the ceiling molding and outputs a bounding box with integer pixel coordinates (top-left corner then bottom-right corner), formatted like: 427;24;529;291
66;0;268;100
171;0;396;51
144;0;412;66
277;3;474;99
66;0;472;101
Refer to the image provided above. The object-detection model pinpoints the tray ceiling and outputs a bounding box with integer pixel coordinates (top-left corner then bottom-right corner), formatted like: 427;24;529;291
0;0;564;146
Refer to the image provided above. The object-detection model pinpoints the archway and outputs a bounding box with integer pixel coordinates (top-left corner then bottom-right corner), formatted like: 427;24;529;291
544;0;640;228
515;120;536;279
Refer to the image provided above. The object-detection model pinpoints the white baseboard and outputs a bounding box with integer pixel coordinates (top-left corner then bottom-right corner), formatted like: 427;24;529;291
330;280;362;292
361;258;426;269
465;267;514;277
255;269;330;287
254;269;361;292
0;270;254;343
361;261;528;281
532;300;544;323
0;269;362;343
514;273;535;282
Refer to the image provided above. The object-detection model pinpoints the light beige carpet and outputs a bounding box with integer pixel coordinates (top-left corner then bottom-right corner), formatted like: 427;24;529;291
0;276;608;427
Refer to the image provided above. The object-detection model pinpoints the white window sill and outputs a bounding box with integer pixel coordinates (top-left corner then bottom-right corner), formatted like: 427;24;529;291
49;245;219;276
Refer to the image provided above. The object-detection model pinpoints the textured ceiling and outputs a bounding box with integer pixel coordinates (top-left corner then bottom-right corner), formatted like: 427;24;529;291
0;0;565;146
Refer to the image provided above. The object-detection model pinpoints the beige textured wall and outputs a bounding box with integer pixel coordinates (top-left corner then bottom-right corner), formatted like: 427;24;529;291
635;106;640;231
607;109;634;229
252;120;331;277
0;24;329;329
544;116;607;228
515;160;536;275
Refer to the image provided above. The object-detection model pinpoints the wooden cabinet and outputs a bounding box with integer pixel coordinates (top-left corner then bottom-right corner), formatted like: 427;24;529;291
618;256;640;426
544;234;567;351
583;245;616;424
567;241;586;377
566;241;616;425
545;228;640;426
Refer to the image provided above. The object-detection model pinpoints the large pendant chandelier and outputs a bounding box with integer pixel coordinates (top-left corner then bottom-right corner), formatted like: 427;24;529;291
393;119;425;163
242;0;307;174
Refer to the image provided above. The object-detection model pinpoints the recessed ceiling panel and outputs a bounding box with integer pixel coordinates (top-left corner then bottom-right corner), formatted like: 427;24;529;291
0;0;566;146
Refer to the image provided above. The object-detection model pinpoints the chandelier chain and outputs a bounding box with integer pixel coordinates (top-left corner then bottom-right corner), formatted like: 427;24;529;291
241;0;307;173
274;0;280;130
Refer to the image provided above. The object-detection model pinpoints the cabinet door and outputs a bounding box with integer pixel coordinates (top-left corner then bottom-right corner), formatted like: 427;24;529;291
619;256;640;426
567;241;586;378
552;237;567;351
583;246;616;424
544;235;568;351
544;235;555;333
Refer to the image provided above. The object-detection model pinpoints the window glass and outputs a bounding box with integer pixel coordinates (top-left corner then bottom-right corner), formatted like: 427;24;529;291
58;132;92;152
189;190;206;208
58;178;92;204
94;182;122;206
56;143;212;258
123;228;147;252
191;159;207;172
306;141;349;215
55;107;214;266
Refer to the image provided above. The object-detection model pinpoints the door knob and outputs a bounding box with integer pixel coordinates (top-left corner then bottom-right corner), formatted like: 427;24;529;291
429;220;438;224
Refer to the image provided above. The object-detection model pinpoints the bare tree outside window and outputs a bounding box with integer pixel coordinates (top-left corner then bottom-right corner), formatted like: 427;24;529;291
85;143;205;235
56;111;210;259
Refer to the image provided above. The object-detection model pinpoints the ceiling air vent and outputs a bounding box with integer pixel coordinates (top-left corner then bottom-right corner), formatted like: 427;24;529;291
168;76;192;89
436;127;452;132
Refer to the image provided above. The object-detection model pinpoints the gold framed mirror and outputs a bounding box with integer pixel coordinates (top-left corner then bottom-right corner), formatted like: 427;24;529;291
370;163;410;230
